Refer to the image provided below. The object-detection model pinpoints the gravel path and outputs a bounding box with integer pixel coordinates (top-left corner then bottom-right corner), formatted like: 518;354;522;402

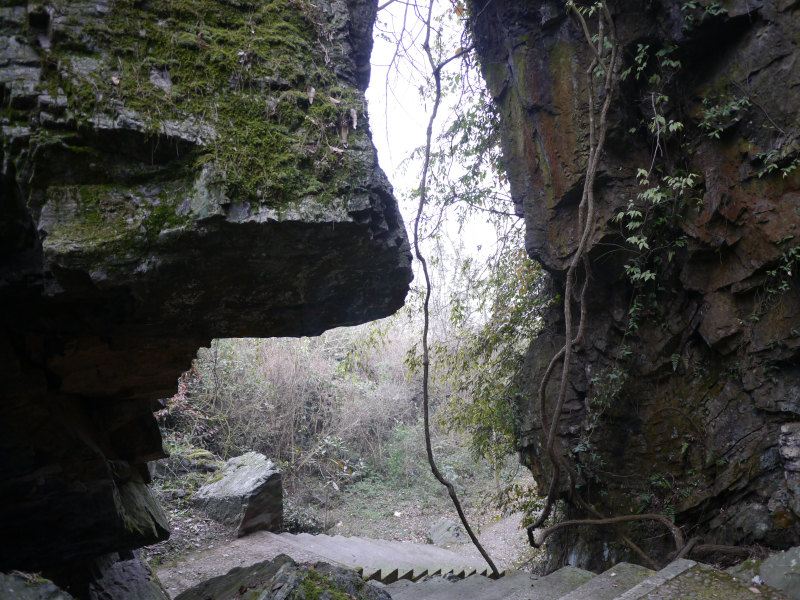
449;512;538;570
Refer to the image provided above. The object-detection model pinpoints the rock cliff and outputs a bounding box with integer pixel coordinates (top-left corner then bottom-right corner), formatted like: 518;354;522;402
472;0;800;570
0;0;411;590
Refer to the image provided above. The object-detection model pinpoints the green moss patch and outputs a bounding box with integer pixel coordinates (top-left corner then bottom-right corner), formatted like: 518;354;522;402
297;568;359;600
54;0;368;208
44;179;192;259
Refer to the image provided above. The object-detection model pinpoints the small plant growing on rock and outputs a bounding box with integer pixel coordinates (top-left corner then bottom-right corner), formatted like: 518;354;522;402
699;94;751;139
756;148;800;179
681;1;727;29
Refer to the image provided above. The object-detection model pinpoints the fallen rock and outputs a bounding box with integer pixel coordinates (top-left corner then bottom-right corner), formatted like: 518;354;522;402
174;555;389;600
427;518;466;546
194;452;283;536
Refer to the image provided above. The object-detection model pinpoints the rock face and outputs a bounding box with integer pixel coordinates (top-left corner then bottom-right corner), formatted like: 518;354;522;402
194;452;283;536
471;0;800;570
0;0;411;591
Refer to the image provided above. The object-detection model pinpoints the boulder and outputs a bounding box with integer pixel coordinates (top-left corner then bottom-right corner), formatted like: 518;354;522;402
194;453;283;536
85;552;169;600
427;518;466;546
174;555;390;600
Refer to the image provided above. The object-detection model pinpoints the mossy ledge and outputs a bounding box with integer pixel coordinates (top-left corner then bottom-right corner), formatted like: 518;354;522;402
54;0;369;209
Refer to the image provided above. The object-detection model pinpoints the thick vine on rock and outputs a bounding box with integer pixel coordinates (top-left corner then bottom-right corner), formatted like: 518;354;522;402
471;0;800;571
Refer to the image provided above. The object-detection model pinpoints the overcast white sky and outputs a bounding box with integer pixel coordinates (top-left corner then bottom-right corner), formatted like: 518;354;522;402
366;3;432;222
365;2;500;263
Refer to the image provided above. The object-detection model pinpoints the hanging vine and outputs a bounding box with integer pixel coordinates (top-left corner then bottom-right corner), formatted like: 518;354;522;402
412;0;500;579
522;1;686;569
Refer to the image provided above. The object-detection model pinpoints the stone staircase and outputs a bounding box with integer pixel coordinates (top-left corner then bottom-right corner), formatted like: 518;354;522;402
380;558;789;599
156;531;496;597
158;531;790;598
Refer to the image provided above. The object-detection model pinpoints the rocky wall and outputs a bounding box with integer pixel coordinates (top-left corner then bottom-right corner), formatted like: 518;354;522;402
0;0;412;590
472;0;800;571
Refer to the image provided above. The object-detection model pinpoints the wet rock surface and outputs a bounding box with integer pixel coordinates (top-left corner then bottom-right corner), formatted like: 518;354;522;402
471;0;800;570
0;0;411;594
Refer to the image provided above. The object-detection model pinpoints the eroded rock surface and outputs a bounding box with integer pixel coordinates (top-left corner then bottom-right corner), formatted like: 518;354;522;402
471;0;800;570
0;0;411;591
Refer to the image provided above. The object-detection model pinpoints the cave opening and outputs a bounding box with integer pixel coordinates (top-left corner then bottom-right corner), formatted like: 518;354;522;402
146;329;533;596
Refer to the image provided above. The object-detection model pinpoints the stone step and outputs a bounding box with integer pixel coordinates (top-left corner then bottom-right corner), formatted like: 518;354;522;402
383;565;594;600
159;530;506;595
258;532;341;566
557;562;655;600
614;558;696;599
530;565;596;600
619;559;789;599
366;538;488;570
279;533;486;583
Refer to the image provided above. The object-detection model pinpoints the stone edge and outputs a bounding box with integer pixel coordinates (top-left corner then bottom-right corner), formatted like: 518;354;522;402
614;559;697;600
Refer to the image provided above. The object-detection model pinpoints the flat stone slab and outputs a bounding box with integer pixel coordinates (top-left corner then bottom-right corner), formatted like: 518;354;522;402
758;547;800;599
558;562;655;600
529;566;597;600
193;452;282;536
616;559;697;599
636;562;788;599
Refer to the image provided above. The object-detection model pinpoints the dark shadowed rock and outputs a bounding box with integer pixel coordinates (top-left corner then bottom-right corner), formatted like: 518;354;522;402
194;452;283;536
471;0;800;571
0;572;74;600
42;552;168;600
85;553;168;600
0;0;411;586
